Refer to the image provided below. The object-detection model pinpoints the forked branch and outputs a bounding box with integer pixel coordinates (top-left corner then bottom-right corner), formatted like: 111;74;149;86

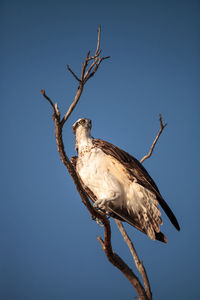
61;25;110;127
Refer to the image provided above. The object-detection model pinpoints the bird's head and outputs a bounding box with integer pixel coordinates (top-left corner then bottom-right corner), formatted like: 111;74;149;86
72;118;92;135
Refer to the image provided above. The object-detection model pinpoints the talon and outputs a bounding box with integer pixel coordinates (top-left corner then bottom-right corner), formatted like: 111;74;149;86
94;198;107;208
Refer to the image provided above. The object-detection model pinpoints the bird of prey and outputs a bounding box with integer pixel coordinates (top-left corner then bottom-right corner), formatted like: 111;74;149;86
72;118;180;243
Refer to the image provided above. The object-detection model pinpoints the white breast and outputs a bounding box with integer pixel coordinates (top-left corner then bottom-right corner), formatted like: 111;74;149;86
77;147;132;203
77;148;110;194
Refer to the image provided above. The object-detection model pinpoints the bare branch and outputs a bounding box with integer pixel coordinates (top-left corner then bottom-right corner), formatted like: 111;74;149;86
140;114;167;164
97;236;105;248
67;65;81;82
87;50;102;61
40;89;55;111
60;83;83;127
115;220;152;300
55;103;61;118
83;59;98;81
84;56;110;83
102;56;111;60
81;56;89;81
96;231;148;300
95;25;101;55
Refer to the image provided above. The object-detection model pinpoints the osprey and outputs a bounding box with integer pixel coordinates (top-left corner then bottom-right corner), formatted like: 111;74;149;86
72;118;180;243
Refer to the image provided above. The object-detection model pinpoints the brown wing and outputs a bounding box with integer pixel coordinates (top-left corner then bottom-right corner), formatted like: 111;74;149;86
93;139;180;232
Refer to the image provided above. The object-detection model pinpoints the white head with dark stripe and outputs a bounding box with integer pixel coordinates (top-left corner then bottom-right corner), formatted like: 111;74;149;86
72;118;92;152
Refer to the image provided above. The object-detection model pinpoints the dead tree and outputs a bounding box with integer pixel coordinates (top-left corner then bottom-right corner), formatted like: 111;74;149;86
41;26;167;300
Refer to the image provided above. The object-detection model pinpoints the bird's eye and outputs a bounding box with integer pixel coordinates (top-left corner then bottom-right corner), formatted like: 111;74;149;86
80;119;85;125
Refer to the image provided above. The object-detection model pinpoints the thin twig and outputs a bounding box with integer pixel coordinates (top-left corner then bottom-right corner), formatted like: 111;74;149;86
95;25;101;55
140;114;167;164
81;55;89;81
87;51;102;61
67;65;81;82
83;59;98;81
115;220;152;300
60;82;84;127
97;236;105;249
40;89;55;112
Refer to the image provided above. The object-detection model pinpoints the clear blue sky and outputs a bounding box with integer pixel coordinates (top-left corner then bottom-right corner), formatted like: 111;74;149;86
1;1;199;299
